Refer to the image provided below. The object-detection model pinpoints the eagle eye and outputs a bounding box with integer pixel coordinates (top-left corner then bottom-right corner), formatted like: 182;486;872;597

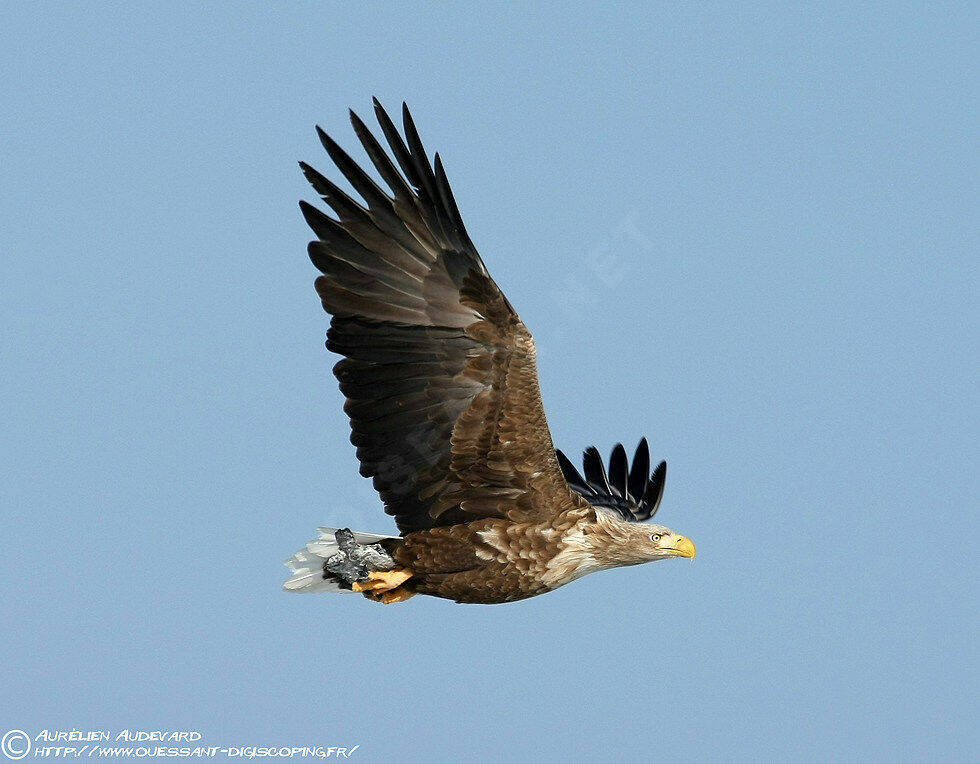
651;533;662;542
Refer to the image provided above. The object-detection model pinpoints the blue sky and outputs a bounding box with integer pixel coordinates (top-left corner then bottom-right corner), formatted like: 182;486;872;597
1;2;977;761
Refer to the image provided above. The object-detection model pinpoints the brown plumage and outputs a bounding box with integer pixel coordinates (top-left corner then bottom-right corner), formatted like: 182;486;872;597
283;100;696;605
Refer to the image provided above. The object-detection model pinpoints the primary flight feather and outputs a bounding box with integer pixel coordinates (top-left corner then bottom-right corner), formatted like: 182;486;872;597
284;100;695;604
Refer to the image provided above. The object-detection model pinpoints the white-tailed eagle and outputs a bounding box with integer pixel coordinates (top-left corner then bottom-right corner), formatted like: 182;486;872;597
284;100;695;604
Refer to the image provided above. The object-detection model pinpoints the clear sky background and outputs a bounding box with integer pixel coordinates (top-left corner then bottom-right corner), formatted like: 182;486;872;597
2;3;977;761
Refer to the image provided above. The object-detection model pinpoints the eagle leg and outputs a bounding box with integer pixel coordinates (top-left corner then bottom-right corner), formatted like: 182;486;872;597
351;567;413;593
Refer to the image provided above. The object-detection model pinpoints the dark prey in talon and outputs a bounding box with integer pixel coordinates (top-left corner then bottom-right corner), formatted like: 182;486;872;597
323;528;396;588
283;99;697;605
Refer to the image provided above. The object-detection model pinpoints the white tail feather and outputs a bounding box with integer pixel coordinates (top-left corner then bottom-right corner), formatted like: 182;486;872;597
283;526;398;593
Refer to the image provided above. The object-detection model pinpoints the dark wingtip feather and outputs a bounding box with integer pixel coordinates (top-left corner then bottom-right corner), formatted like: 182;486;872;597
373;98;422;192
315;126;351;170
627;438;650;502
432;152;476;254
400;103;440;198
298;160;334;198
562;440;669;522
583;446;612;494
298;160;320;183
608;443;629;499
299;199;334;237
555;448;575;475
556;449;594;495
645;460;667;518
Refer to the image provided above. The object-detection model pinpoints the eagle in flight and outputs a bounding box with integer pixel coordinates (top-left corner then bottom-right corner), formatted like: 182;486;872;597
284;100;695;604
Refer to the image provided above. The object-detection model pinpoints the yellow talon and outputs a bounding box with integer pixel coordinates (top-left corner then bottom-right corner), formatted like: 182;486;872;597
378;586;416;604
360;584;415;604
351;568;413;593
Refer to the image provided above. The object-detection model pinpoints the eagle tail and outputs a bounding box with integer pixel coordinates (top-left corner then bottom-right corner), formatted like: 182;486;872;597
283;526;399;593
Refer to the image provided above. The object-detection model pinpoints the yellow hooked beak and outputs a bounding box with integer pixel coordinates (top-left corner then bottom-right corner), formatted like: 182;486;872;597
668;535;696;559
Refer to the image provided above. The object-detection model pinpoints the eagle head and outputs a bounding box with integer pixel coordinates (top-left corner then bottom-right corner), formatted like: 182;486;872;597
629;522;696;562
587;510;697;569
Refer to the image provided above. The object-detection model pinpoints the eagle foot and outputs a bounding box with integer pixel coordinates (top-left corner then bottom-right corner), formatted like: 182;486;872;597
361;584;416;604
351;567;413;593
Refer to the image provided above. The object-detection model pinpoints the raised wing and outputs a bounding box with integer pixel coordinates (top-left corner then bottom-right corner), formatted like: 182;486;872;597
301;100;588;534
556;439;666;522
